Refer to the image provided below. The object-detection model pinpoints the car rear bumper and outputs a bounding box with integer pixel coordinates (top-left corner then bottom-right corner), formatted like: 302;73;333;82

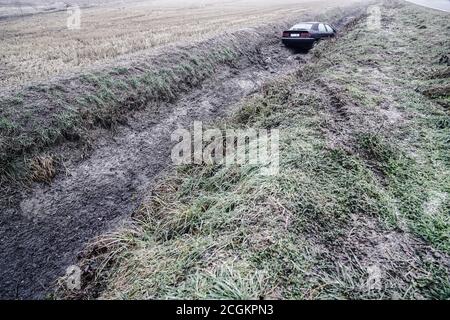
282;38;315;48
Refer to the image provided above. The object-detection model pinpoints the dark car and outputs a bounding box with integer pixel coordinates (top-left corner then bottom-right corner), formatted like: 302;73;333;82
282;22;336;50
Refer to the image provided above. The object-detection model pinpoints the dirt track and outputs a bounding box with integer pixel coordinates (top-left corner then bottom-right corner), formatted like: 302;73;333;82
0;36;306;299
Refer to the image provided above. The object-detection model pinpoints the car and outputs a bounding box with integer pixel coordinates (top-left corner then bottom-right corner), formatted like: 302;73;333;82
282;22;336;50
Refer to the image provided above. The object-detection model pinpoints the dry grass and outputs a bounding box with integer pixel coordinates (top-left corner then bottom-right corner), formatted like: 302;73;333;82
0;0;362;90
29;154;56;183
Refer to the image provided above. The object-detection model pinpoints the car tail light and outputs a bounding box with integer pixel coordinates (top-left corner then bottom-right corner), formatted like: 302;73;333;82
282;31;290;37
300;32;310;38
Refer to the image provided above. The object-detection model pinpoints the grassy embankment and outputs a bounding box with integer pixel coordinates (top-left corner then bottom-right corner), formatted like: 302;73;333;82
63;1;450;299
0;3;365;191
0;28;260;188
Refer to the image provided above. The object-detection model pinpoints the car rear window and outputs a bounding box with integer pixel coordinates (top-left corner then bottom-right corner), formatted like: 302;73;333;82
290;24;313;31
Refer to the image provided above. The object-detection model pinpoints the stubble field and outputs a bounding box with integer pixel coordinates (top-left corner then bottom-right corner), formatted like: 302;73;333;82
0;0;360;90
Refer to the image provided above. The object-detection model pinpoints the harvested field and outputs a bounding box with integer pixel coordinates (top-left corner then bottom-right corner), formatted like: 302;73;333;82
0;0;361;90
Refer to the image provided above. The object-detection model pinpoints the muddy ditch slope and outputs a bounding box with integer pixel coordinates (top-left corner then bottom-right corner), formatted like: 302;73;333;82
0;4;370;299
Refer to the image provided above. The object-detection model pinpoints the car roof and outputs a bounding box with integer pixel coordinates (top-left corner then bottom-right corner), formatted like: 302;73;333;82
289;22;328;30
290;23;315;30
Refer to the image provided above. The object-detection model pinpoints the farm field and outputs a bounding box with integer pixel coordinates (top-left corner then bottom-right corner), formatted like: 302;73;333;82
0;0;360;90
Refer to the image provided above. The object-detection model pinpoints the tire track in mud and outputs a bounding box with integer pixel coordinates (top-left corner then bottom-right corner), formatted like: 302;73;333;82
0;41;306;299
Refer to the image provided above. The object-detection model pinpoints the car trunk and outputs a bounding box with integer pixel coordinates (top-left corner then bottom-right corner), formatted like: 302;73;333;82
282;30;311;38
